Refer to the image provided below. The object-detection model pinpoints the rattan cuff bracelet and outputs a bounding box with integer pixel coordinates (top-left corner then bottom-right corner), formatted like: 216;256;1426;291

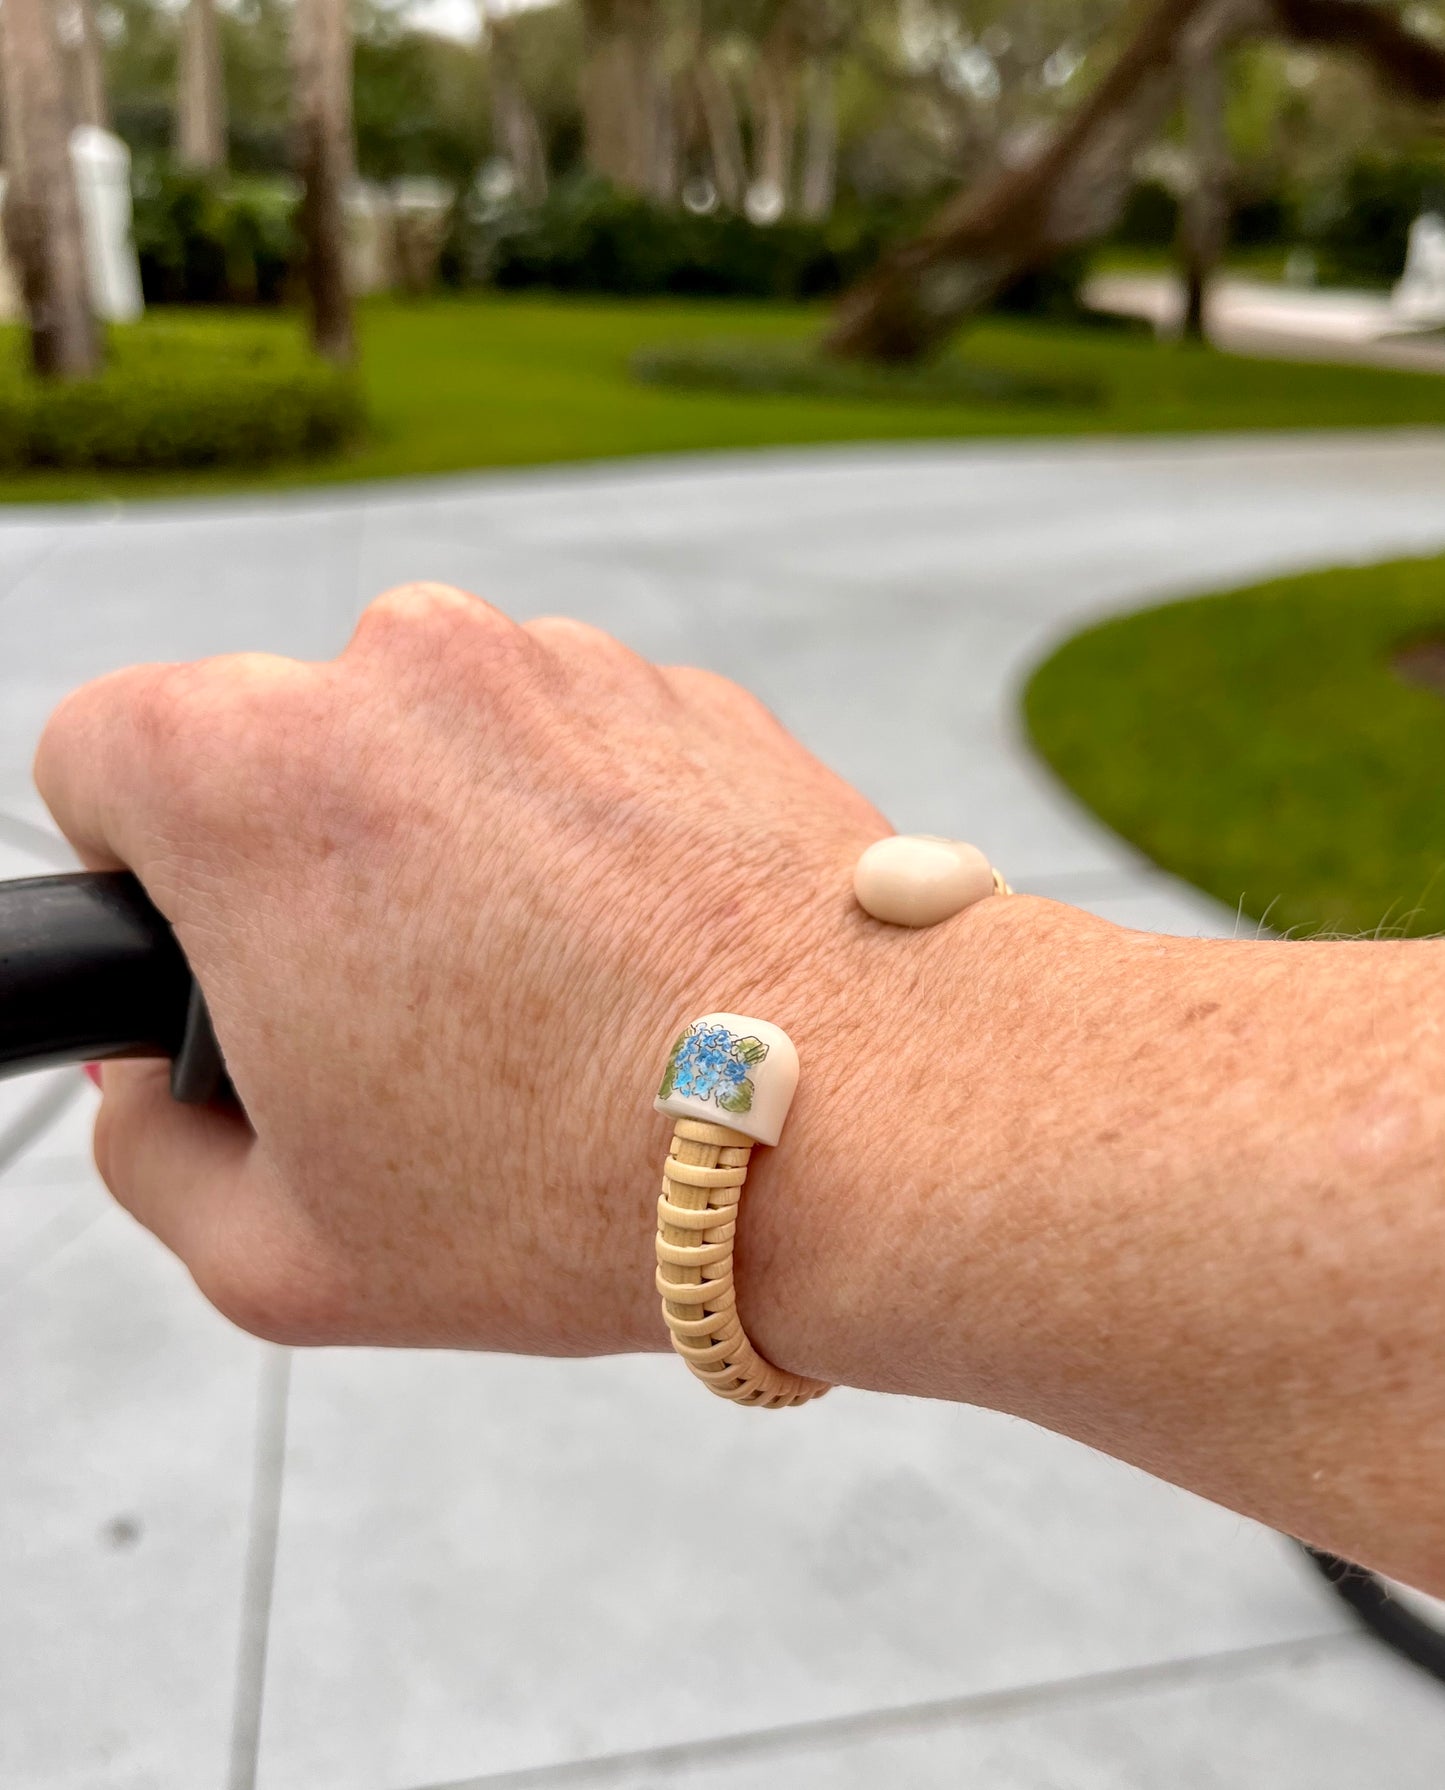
653;835;1010;1409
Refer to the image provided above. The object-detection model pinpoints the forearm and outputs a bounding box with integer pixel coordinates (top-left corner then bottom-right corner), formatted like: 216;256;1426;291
746;897;1445;1590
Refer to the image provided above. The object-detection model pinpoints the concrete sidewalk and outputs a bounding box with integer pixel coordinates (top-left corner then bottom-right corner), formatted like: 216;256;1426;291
5;434;1445;1790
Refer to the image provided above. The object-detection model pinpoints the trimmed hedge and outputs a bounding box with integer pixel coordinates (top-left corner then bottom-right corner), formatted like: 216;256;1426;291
0;322;363;470
632;339;1101;408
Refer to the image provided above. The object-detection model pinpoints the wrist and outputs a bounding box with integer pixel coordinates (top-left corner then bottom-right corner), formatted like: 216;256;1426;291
732;890;1073;1392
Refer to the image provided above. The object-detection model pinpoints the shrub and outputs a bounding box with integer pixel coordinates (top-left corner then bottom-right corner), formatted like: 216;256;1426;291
131;165;300;306
1112;179;1179;249
462;177;892;300
1294;156;1445;288
0;322;363;470
459;177;1092;316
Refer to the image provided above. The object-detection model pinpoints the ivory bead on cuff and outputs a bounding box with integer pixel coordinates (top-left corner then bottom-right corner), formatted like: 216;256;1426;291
853;835;997;928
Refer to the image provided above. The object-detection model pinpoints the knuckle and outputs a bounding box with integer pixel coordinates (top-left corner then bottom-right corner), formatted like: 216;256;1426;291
665;662;771;721
35;664;177;803
527;616;663;693
349;586;539;695
526;615;611;653
353;583;497;652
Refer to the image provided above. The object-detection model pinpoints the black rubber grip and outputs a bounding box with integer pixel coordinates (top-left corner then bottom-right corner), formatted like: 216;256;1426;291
0;872;230;1104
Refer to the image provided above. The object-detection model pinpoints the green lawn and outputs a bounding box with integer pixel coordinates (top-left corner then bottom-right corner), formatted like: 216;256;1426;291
1024;554;1445;938
1;294;1443;502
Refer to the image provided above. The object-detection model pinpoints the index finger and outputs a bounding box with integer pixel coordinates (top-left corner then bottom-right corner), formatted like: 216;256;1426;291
33;652;309;900
33;661;182;879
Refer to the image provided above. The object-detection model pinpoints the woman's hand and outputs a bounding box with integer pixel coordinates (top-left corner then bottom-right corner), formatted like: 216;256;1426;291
40;582;1445;1591
35;585;890;1359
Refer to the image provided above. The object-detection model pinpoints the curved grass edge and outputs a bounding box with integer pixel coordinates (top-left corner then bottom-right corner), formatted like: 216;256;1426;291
2;297;1444;504
1022;552;1445;939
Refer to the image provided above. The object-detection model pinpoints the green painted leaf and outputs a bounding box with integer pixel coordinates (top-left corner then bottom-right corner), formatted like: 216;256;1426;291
717;1078;754;1115
735;1037;769;1066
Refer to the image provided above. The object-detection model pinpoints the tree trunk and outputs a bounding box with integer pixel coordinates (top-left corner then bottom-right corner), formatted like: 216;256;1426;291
176;0;226;171
798;53;836;223
1176;22;1230;342
825;0;1263;362
648;65;678;204
0;0;102;378
72;0;108;129
692;52;745;210
293;0;355;363
484;8;547;206
579;0;661;195
750;21;799;219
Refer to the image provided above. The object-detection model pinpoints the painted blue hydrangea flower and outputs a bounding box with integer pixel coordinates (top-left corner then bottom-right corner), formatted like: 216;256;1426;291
658;1023;770;1115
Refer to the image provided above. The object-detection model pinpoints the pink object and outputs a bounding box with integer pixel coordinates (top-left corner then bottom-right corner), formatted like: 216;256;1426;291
84;1063;102;1089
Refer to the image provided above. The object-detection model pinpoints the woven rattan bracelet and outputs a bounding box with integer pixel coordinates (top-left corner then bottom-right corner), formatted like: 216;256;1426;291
652;834;1010;1410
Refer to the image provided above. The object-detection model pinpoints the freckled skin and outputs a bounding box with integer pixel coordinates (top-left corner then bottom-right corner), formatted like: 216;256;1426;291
32;583;1445;1594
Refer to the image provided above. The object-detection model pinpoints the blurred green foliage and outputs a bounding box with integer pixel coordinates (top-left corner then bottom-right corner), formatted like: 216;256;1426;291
0;317;361;468
1112;160;1443;288
89;0;1445;304
131;167;298;304
467;178;914;299
106;0;500;179
1299;155;1445;287
461;177;1094;314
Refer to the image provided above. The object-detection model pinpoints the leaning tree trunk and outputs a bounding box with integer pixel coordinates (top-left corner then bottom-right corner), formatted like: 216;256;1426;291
176;0;226;171
798;53;837;222
1274;0;1445;100
826;0;1445;364
825;0;1262;362
293;0;355;362
484;8;547;206
0;0;102;377
1176;20;1230;341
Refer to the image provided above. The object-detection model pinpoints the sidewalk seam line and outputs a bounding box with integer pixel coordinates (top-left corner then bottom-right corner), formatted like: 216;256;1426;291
228;1345;292;1790
397;1628;1362;1790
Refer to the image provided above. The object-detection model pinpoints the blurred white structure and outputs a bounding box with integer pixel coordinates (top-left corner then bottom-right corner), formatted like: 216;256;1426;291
1392;212;1445;328
345;177;451;295
70;127;144;322
0;127;143;326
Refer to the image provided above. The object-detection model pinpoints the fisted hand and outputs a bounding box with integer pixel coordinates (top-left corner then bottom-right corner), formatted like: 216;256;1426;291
35;585;888;1360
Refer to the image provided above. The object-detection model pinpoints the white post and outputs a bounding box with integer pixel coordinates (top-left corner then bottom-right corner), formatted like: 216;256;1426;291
1393;213;1445;330
68;125;144;323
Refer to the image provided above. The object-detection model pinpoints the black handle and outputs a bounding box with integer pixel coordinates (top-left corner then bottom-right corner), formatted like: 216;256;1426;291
0;872;230;1104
